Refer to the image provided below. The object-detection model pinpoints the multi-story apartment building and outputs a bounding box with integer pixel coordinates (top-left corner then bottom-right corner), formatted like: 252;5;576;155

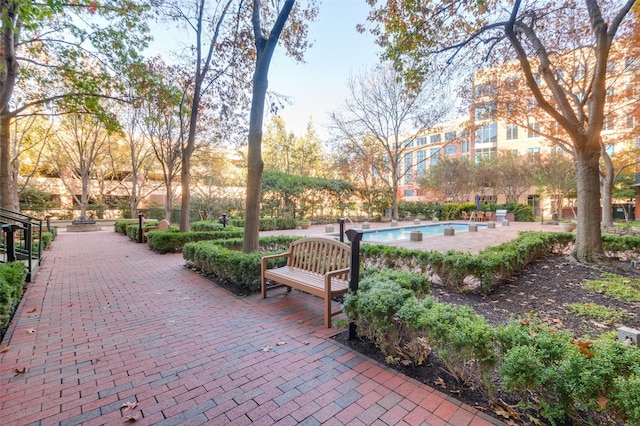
399;41;640;219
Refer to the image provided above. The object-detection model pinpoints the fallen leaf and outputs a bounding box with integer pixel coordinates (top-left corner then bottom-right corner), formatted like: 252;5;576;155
302;341;310;345
13;367;26;375
124;413;139;423
261;345;272;352
434;377;447;389
121;401;138;411
401;359;412;366
571;339;594;358
25;328;36;334
296;319;305;324
27;308;37;313
276;341;287;346
0;347;9;354
597;395;610;409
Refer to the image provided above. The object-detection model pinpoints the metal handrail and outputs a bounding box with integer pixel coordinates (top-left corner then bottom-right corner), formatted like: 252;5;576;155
0;208;43;281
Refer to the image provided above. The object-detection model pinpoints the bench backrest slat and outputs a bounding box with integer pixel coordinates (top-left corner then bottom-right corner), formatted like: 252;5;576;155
288;237;350;276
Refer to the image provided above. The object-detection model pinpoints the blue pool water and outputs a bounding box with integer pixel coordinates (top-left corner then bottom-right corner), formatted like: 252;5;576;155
358;223;483;243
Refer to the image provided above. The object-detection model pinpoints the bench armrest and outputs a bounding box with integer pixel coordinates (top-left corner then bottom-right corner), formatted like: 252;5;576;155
326;267;350;280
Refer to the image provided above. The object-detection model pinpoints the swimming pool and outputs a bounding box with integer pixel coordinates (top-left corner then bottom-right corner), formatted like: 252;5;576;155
356;223;484;243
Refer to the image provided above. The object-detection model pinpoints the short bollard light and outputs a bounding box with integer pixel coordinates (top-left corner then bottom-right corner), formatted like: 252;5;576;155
346;228;363;340
138;213;144;243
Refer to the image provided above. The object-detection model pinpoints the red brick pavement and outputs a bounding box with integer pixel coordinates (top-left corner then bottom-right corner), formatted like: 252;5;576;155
0;231;505;425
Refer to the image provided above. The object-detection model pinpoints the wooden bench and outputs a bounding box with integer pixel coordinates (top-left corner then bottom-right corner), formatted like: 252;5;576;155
142;219;169;242
261;237;351;328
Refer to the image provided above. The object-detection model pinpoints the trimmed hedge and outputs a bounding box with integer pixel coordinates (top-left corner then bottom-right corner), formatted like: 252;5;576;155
40;232;53;251
360;231;574;294
115;219;138;235
182;236;301;293
0;262;27;334
344;268;640;424
146;228;245;253
228;217;297;231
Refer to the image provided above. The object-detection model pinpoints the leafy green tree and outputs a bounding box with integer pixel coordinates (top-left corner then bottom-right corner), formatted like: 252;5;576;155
364;0;637;261
485;151;536;203
0;0;152;212
533;151;577;219
419;157;475;204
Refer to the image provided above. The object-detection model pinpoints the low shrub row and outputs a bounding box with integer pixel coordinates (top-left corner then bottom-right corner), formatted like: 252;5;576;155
344;269;640;424
40;231;53;251
114;219;138;235
182;236;300;293
0;262;27;335
228;217;297;231
145;228;245;253
361;231;575;294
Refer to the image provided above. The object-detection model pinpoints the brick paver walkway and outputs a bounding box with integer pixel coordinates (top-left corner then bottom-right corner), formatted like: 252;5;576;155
0;230;504;425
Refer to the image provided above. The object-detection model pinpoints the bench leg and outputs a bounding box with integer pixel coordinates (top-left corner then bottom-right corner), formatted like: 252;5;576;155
261;276;267;298
325;298;332;328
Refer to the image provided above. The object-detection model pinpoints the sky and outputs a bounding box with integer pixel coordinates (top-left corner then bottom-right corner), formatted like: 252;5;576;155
268;1;383;138
148;1;383;140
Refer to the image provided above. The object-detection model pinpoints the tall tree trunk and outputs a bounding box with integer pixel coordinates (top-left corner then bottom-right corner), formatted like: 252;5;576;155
574;149;603;262
242;0;295;253
600;149;614;227
0;115;18;211
165;183;173;222
179;154;191;231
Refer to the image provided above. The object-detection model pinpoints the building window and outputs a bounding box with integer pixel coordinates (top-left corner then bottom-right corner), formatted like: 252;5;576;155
604;115;614;131
430;148;440;166
404;190;414;197
405;139;414;148
527;147;540;154
430;134;442;144
416;150;427;177
528;122;540;138
475;147;497;163
474;101;497;121
404;152;413;184
506;125;518;140
475;123;497;144
445;131;457;141
445;145;456;155
417;137;427;146
474;82;497;97
627;114;636;129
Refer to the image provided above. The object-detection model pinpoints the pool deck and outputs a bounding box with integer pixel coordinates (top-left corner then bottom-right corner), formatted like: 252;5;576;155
262;219;560;255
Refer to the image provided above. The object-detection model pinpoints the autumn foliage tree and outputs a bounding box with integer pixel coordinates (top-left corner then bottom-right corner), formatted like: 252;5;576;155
0;0;152;212
365;0;637;261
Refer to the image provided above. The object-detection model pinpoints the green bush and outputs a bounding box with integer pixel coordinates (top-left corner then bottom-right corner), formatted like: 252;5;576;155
602;234;640;258
498;319;640;424
182;236;297;293
115;219;138;234
0;262;27;332
190;221;225;232
146;228;245;253
228;217;297;230
398;298;497;391
360;231;574;294
40;232;53;250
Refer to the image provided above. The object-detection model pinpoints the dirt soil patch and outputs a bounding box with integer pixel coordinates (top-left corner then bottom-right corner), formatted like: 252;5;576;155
333;255;640;425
